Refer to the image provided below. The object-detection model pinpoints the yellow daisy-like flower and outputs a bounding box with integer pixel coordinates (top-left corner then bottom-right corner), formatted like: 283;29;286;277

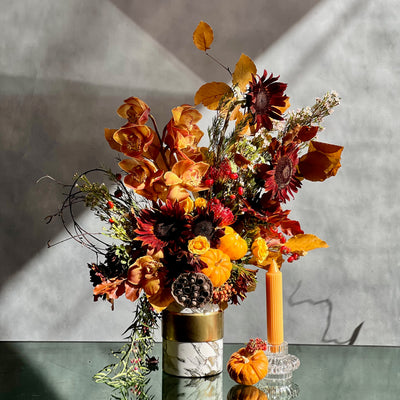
251;237;269;264
188;235;210;255
195;197;207;208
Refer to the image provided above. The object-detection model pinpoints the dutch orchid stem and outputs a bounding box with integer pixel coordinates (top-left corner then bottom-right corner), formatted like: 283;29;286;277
149;114;170;170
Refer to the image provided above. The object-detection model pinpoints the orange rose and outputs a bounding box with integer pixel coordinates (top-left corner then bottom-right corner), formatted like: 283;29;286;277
188;236;210;255
251;237;269;265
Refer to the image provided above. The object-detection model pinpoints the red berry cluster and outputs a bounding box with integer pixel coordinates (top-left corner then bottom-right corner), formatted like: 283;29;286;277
279;245;299;263
245;338;268;353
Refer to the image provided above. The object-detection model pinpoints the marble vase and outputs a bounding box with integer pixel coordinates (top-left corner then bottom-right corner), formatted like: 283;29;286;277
161;302;224;377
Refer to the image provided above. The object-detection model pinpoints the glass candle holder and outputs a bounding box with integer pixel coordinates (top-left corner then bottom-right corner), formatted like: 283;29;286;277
256;341;300;399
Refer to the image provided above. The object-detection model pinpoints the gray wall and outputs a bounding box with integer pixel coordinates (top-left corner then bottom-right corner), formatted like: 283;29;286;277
1;0;399;345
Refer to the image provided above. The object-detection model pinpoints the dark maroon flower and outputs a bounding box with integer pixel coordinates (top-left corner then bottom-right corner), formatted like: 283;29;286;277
245;70;288;131
135;200;192;253
262;143;302;202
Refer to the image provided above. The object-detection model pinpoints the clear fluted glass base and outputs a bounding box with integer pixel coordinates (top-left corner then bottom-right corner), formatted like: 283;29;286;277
256;380;299;400
256;341;300;399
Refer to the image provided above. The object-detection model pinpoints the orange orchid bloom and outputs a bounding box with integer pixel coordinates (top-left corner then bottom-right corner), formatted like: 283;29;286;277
113;123;155;158
164;159;209;201
105;128;122;152
119;158;168;202
164;105;204;153
124;256;172;304
117;96;151;125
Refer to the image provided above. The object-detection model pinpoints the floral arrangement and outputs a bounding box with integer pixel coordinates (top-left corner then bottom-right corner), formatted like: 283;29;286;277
50;21;342;399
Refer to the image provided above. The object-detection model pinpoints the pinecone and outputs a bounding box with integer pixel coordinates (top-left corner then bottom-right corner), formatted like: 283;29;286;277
171;272;213;308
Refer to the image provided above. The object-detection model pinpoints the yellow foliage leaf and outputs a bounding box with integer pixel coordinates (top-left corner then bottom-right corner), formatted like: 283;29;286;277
194;82;233;110
257;251;283;270
193;21;214;51
286;234;328;253
232;54;257;91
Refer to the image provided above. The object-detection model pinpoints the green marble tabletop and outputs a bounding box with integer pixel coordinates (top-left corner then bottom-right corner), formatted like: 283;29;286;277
0;342;399;399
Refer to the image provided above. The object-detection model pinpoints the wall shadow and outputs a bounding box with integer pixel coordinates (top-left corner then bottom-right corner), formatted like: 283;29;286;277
110;0;322;83
0;73;196;292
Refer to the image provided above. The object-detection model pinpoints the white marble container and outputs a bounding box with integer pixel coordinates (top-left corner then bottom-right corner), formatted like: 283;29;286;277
162;372;223;399
162;303;224;377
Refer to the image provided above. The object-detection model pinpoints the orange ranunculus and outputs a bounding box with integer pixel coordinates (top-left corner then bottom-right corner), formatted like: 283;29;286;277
126;256;164;302
117;97;150;125
113;123;155;158
164;159;209;201
188;235;210;255
298;141;343;182
164;105;204;152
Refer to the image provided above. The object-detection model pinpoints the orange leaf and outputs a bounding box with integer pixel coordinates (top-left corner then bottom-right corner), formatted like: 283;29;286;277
298;141;343;181
194;82;233;110
286;234;328;253
232;54;257;91
193;21;214;51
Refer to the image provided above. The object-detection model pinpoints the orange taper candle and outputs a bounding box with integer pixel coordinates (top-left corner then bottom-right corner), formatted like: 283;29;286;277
266;259;284;347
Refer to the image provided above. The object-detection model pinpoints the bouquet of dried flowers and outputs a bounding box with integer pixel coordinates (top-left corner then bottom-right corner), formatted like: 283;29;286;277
50;21;342;399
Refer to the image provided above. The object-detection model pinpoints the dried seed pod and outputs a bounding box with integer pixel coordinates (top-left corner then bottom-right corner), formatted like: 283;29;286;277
171;272;213;308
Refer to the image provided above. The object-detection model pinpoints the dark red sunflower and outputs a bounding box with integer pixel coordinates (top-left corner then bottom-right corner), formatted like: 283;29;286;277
192;201;229;247
245;69;288;131
135;200;192;253
262;143;302;202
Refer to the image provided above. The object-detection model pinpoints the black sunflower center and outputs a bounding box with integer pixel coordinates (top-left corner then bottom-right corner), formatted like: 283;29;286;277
275;156;293;189
154;220;179;241
254;89;270;113
193;220;214;240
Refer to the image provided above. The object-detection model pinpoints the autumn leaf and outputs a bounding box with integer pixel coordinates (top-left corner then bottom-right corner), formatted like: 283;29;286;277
257;251;284;270
194;82;233;110
286;234;328;253
193;21;214;51
298;141;344;182
232;53;257;91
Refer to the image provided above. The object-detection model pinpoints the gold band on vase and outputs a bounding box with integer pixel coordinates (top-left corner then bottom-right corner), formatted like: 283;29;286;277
162;309;224;342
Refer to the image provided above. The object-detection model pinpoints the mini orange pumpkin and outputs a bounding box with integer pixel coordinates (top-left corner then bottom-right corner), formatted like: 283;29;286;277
217;228;248;260
227;347;269;386
227;385;269;400
200;248;232;287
